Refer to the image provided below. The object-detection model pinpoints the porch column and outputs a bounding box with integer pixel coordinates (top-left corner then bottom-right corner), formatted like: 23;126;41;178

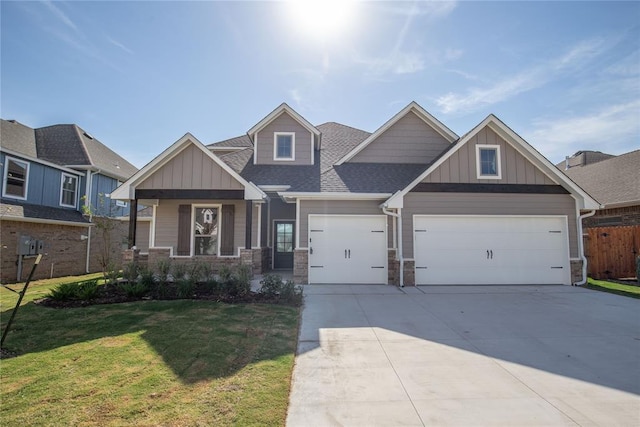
128;199;138;249
245;200;253;249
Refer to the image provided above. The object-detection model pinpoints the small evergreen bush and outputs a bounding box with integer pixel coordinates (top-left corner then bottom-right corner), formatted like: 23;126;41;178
119;281;149;298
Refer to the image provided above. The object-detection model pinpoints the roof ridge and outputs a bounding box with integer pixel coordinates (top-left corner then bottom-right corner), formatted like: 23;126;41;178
316;121;370;134
73;124;94;166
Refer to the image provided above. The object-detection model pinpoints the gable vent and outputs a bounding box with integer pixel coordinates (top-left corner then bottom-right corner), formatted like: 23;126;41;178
83;132;93;139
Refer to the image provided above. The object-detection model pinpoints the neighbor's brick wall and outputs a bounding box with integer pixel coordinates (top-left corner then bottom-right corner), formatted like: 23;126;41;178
88;219;129;273
583;206;640;228
1;220;88;283
293;249;308;284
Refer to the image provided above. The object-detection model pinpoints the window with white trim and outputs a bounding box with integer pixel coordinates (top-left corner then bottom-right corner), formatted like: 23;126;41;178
60;173;78;207
274;132;295;160
193;206;219;255
3;156;29;199
476;145;502;179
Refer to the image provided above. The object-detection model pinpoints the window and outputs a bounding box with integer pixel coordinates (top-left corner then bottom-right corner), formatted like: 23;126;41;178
193;206;219;256
476;145;502;179
3;157;29;199
60;173;78;207
274;132;295;160
276;222;294;253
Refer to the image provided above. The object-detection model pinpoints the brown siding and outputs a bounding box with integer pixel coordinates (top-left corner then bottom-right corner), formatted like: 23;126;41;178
255;111;314;165
350;112;450;164
402;192;578;258
422;127;556;185
298;199;392;248
153;199;248;256
137;144;244;190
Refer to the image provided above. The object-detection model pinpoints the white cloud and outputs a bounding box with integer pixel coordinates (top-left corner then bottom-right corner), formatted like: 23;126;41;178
107;37;134;55
380;1;457;18
527;100;640;161
42;0;78;32
604;51;640;77
436;38;607;114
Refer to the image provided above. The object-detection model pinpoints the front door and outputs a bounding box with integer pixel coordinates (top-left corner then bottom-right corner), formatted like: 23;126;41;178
274;221;295;269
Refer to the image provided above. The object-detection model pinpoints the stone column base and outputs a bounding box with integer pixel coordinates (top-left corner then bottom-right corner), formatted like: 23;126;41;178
293;249;308;284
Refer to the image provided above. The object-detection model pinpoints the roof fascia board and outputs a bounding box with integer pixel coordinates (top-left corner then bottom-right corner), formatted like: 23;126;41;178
209;146;247;151
278;192;392;202
0;215;93;227
336;101;459;165
111;133;266;201
384;115;600;210
64;166;130;182
247;103;320;138
0;148;84;176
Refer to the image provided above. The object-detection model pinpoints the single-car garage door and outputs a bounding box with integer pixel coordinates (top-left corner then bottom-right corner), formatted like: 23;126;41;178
414;215;571;285
308;215;387;284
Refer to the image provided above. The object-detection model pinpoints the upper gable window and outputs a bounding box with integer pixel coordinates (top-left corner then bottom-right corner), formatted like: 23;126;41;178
60;173;78;208
274;132;295;161
476;145;502;179
3;156;29;200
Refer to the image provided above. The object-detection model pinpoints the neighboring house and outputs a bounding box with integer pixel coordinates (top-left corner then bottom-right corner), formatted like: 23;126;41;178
562;150;640;279
112;102;599;286
0;119;150;283
556;150;616;171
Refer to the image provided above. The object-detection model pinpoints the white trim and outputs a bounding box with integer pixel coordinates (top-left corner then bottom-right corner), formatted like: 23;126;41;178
475;144;502;180
273;132;296;161
209;146;247;152
384;114;600;211
253;131;258;165
191;204;222;257
272;218;296;269
0;215;92;227
2;155;30;200
110;133;266;201
150;205;157;248
336;101;458;165
310;132;314;165
248;103;320;139
59;172;79;208
1;148;83;175
256;203;262;248
280;192;392;202
295;198;301;249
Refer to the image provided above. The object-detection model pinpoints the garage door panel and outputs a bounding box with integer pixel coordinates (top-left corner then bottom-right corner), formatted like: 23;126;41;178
414;216;570;285
308;216;387;284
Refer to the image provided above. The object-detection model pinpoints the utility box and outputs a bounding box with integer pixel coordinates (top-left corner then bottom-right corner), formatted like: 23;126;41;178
36;240;45;254
17;236;33;255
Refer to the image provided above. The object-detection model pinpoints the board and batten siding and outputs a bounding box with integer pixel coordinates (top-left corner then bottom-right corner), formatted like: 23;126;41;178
298;199;392;248
401;192;578;259
137;144;244;190
349;111;450;164
153;199;259;255
423;127;556;185
135;221;151;253
255;112;314;165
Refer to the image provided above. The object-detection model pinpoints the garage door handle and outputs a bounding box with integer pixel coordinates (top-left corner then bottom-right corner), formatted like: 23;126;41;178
348;249;351;258
487;250;490;259
490;250;493;259
345;249;347;258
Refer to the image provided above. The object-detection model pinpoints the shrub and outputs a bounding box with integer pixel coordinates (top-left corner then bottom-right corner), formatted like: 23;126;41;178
259;274;282;298
122;262;139;283
172;263;188;281
156;259;172;284
200;262;213;283
119;281;149;298
76;280;100;300
259;274;302;304
104;262;121;285
177;278;195;299
48;280;100;301
139;267;155;288
218;265;233;283
189;262;204;283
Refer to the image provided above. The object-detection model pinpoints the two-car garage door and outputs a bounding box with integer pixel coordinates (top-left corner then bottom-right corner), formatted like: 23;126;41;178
414;216;571;285
308;215;387;284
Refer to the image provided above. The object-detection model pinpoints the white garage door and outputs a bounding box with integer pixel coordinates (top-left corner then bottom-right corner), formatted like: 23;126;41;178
308;215;387;284
414;216;571;285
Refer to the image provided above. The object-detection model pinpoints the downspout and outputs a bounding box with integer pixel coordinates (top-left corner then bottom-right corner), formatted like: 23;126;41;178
576;209;597;286
382;206;404;287
84;169;100;273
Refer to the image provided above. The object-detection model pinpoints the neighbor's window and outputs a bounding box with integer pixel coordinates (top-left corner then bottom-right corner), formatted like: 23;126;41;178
476;145;502;179
3;157;29;199
194;206;219;255
60;173;78;207
274;132;295;160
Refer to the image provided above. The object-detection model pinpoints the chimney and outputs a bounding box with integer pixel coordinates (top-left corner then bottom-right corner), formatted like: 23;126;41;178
565;156;570;170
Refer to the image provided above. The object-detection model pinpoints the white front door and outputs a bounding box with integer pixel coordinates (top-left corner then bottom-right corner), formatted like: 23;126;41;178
414;215;571;285
308;215;387;284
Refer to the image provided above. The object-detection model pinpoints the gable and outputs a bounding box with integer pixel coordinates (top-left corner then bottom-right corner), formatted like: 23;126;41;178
255;111;314;165
137;144;244;190
422;127;556;185
348;111;451;164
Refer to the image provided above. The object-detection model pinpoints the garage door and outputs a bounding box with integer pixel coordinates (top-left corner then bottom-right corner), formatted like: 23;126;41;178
414;216;571;285
308;215;387;284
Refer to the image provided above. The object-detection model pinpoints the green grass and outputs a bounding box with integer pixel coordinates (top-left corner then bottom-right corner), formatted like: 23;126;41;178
585;278;640;299
1;274;300;426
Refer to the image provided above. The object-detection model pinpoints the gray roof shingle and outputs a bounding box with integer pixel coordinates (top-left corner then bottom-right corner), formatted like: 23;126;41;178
0;119;38;158
563;150;640;206
208;134;253;148
1;199;90;224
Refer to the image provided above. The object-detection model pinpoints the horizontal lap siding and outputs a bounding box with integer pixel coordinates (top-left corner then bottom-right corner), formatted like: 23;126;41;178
402;193;578;258
138;144;243;190
256;112;313;165
423;127;555;185
350;112;450;164
298;199;392;248
154;199;248;255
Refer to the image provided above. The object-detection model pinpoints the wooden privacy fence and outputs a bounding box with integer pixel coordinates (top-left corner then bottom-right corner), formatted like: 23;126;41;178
585;225;640;279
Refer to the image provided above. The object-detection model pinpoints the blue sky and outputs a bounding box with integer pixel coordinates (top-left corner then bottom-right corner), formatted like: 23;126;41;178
2;1;638;168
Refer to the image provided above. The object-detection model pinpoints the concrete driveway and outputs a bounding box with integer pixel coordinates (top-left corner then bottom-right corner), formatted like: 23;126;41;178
286;285;640;426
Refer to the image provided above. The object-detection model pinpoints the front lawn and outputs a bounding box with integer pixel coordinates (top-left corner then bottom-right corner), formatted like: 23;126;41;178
1;274;300;426
585;278;640;299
